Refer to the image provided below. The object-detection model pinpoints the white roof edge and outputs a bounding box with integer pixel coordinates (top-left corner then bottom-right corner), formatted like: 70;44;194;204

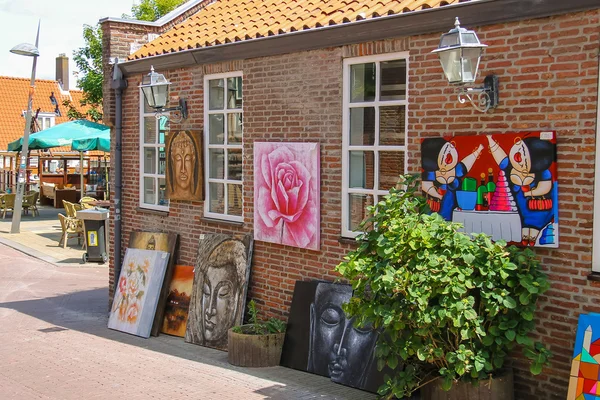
98;0;210;27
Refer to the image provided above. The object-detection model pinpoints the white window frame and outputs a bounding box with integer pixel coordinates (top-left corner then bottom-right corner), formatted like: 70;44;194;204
204;71;244;222
139;88;169;211
341;52;409;238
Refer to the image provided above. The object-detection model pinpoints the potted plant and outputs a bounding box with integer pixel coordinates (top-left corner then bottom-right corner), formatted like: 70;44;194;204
228;300;286;367
335;175;551;399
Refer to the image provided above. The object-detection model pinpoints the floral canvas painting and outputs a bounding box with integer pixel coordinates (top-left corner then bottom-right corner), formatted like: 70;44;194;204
254;142;320;250
108;248;170;338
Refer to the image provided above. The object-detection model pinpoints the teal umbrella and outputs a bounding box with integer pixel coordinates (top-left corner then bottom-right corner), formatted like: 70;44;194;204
7;120;110;151
71;131;110;152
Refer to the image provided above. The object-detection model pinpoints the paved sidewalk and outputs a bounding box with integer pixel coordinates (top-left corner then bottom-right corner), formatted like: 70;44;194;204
0;206;91;267
0;244;375;400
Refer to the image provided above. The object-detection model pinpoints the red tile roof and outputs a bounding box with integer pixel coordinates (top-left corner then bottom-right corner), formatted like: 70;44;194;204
129;0;478;60
0;76;90;153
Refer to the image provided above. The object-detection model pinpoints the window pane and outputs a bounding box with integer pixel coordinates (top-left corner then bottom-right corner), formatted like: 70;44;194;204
209;114;224;144
209;182;225;213
379;151;405;190
349;107;375;146
143;177;156;205
228;183;243;216
350;63;376;103
348;193;373;231
228;149;242;181
158;178;168;206
158;116;169;144
380;59;407;101
142;93;153;113
227;113;242;144
209;79;224;110
144;117;156;143
379;106;406;146
158;146;166;175
227;77;242;109
209;149;224;179
144;148;156;174
349;151;374;189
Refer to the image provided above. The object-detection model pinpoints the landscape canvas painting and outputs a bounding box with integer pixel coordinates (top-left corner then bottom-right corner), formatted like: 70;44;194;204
108;248;169;338
421;131;558;248
185;233;253;350
165;130;203;201
254;142;320;250
568;313;600;399
129;231;178;336
280;281;386;393
161;265;194;337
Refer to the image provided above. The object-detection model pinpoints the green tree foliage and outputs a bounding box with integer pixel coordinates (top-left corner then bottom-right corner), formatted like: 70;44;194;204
129;0;187;22
63;24;103;122
336;174;551;399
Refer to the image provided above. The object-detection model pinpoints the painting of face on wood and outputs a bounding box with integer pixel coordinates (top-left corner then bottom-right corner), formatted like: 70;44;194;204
420;131;558;247
166;130;203;201
129;231;178;336
185;233;253;350
254;142;320;250
280;281;385;393
161;265;194;337
108;248;169;338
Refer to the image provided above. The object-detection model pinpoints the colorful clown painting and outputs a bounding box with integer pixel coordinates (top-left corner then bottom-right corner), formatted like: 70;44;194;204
421;132;558;248
567;313;600;400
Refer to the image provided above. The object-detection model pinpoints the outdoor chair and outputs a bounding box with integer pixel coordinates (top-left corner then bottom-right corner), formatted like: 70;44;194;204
63;200;82;218
58;213;85;249
79;196;97;210
1;193;16;219
22;192;39;217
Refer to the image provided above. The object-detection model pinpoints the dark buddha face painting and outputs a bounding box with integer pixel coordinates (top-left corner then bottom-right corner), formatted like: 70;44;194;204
280;281;386;393
185;233;253;350
165;130;203;202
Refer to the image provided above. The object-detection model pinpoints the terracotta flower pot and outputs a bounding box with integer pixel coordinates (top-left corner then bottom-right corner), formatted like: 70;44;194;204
420;369;514;400
227;325;286;367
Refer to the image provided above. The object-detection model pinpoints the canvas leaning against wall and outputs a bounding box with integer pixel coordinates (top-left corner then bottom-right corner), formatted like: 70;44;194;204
567;313;600;399
420;131;558;248
161;265;194;337
185;233;253;350
165;130;203;202
280;281;386;393
129;231;178;336
254;142;320;250
108;248;170;338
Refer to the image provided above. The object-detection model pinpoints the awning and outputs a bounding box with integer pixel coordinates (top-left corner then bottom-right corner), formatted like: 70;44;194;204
7;120;110;152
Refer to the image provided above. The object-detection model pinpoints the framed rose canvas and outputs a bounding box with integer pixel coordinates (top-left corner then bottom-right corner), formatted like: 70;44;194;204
108;248;170;338
254;142;320;250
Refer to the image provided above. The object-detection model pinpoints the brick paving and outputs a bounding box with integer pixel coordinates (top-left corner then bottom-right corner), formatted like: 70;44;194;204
0;243;375;400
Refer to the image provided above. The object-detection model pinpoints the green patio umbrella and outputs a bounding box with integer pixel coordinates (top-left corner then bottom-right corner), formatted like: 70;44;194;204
7;119;110;151
71;131;111;199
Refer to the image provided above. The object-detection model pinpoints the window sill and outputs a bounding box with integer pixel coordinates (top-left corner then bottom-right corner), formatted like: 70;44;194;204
136;207;169;217
338;236;362;246
201;217;244;227
587;272;600;282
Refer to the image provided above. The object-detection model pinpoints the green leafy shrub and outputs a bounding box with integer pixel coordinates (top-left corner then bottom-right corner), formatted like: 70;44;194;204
232;300;286;335
335;174;551;399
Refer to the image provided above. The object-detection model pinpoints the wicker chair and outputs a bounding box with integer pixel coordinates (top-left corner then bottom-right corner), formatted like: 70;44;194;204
1;193;16;219
58;213;85;249
62;200;82;218
22;192;39;217
79;196;97;210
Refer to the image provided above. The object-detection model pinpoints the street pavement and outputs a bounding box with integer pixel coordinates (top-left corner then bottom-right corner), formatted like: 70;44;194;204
0;244;375;400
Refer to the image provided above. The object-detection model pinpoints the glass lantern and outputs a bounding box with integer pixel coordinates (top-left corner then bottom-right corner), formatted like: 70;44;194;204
140;66;170;109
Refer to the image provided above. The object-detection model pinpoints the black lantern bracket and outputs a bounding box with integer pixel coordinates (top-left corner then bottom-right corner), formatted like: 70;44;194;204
458;74;499;113
155;98;188;122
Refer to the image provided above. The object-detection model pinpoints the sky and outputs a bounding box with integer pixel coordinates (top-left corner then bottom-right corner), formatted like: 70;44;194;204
0;0;137;88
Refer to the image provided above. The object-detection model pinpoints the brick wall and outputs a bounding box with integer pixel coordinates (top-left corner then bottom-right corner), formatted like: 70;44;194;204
107;9;599;399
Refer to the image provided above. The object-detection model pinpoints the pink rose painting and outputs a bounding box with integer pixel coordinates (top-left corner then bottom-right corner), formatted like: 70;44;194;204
254;142;320;250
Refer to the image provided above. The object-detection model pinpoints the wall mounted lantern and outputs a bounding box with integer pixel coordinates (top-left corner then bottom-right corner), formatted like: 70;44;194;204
432;17;499;113
140;66;188;121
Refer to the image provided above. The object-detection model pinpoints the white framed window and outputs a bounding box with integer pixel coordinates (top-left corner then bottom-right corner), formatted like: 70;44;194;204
341;53;409;238
139;89;169;210
204;72;243;222
25;112;55;131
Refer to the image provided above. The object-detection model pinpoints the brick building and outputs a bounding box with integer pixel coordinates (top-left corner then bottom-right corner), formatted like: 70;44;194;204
101;0;600;398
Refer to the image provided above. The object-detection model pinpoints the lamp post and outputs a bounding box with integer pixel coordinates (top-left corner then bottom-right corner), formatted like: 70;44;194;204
10;22;40;234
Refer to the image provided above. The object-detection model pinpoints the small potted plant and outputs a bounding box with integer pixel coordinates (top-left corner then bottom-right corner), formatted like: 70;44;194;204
336;174;551;400
228;300;286;367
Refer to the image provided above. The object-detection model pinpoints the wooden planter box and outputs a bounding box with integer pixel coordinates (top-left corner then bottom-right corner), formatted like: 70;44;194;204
421;369;514;400
227;325;285;367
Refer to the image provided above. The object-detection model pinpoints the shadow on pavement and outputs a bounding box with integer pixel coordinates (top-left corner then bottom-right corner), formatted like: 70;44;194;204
0;287;376;399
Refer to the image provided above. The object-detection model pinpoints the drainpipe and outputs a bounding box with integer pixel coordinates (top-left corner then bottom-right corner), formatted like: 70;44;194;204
110;59;127;293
